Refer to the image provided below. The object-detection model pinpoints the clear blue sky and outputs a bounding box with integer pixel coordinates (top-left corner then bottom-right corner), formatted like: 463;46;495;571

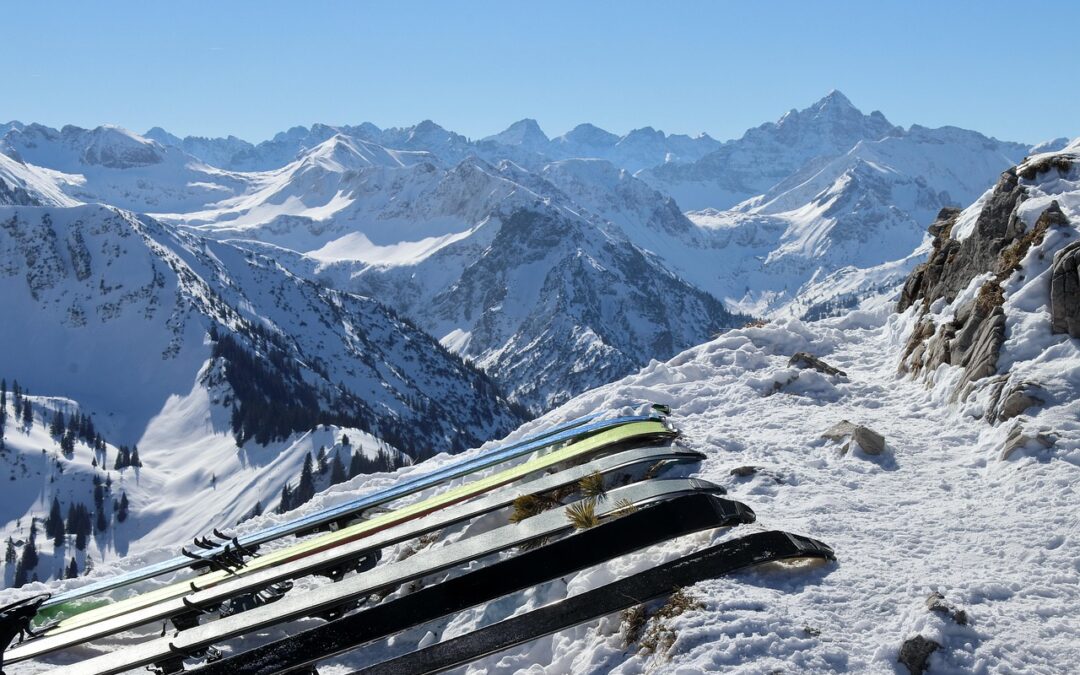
4;1;1077;144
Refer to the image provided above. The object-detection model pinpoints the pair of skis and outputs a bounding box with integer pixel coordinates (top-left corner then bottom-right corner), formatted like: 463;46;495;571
32;419;674;642
54;482;758;674
7;443;700;664
42;410;653;610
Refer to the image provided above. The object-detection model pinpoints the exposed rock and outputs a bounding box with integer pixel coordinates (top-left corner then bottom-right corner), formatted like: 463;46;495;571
851;425;886;455
822;420;858;441
789;352;847;377
926;591;968;626
1051;238;1080;338
729;465;758;477
898;634;941;675
822;421;885;455
1000;422;1056;461
991;380;1046;422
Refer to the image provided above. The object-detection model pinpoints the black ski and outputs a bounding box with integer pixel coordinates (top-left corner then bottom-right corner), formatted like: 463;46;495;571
355;530;835;674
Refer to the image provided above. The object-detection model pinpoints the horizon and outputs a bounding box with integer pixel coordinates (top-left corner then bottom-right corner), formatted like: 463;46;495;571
4;1;1079;145
2;88;1058;148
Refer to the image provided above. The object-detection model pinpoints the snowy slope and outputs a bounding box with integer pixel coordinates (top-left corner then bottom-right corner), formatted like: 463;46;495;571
0;203;518;450
13;308;1074;673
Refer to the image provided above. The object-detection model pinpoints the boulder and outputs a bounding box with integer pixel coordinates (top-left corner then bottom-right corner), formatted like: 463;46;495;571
789;352;847;377
851;425;886;455
898;635;941;675
729;465;758;477
1050;238;1080;338
822;421;885;455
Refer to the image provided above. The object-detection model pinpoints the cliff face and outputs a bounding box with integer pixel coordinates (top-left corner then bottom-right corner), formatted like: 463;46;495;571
895;143;1079;459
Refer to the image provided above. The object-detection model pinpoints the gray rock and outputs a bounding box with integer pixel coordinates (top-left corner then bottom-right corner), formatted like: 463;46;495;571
851;425;886;455
1051;238;1080;338
926;592;968;626
789;352;847;377
729;465;758;477
822;421;885;455
898;635;941;675
1000;422;1055;460
998;382;1045;421
822;420;858;442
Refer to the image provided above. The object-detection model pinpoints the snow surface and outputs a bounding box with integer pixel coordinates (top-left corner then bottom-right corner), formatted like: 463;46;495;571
10;305;1076;673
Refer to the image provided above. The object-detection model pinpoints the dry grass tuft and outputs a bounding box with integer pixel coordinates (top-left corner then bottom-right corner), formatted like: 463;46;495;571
565;499;600;529
578;471;607;500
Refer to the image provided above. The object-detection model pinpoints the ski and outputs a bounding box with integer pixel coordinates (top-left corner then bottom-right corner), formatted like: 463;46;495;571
42;411;655;609
51;485;750;675
36;419;675;639
6;444;704;664
355;530;835;675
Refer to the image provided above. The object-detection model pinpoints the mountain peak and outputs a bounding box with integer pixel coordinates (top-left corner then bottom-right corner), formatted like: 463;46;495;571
483;118;550;148
815;89;855;110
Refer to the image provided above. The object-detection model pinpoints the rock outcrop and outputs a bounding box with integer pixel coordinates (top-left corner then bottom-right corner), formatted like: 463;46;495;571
822;420;885;455
898;163;1075;405
1051;238;1080;338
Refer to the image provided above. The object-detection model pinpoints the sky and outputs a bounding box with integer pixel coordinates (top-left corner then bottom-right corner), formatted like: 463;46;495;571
4;1;1078;145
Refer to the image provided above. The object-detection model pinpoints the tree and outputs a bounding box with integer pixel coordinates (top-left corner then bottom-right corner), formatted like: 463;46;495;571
13;560;26;587
47;497;65;546
4;537;15;564
95;509;108;533
329;449;347;485
49;410;65;437
130;445;142;468
340;434;350;447
317;446;329;474
66;557;79;579
117;492;129;523
21;399;32;426
21;535;38;574
277;484;293;514
295;454;316;506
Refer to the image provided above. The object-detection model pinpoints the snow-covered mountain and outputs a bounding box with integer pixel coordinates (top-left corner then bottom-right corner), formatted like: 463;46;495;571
0;124;252;212
165;137;745;412
0;201;522;580
13;143;1075;673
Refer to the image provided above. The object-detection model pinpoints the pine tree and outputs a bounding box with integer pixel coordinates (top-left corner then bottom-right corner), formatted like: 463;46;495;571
21;399;31;426
13;560;25;587
117;492;129;523
348;449;363;479
295;453;316;506
21;534;38;573
66;557;78;579
4;537;15;564
130;445;142;468
317;446;328;474
49;410;65;437
46;497;63;540
95;509;107;533
277;484;293;514
329;449;347;485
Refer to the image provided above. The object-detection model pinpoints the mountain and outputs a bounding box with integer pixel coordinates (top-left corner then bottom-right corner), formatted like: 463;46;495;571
145;127;256;170
177;141;745;412
0;124;252;212
0;151;78;207
641;90;903;211
0;202;519;451
482;118;551;154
